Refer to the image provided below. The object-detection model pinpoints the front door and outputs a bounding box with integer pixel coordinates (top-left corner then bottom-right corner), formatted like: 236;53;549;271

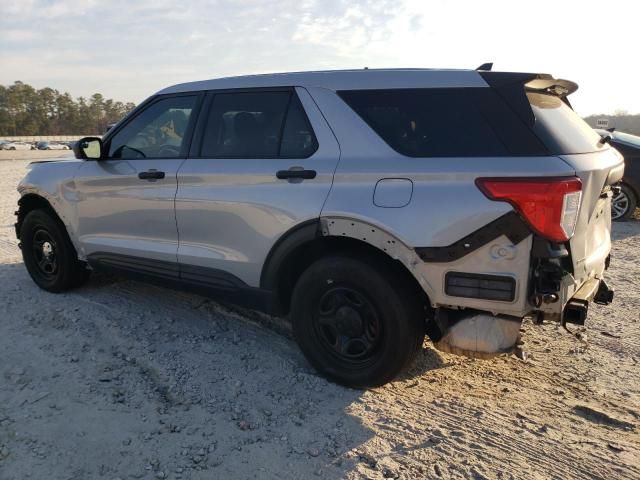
175;87;340;288
73;93;201;274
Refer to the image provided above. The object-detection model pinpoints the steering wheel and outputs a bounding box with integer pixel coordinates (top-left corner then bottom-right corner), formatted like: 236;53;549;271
116;145;147;159
158;145;181;157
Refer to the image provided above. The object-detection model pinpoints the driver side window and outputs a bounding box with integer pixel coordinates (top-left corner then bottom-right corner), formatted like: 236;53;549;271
108;95;197;159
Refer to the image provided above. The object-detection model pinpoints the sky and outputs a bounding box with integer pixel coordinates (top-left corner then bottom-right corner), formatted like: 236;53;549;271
0;0;638;116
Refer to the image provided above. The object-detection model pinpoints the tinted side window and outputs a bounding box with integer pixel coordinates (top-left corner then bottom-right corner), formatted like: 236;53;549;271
338;88;546;157
108;95;197;159
201;92;289;157
200;91;318;158
280;95;318;157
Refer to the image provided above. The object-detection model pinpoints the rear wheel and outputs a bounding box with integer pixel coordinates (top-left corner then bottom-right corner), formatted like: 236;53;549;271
612;183;637;221
290;255;425;388
20;209;89;292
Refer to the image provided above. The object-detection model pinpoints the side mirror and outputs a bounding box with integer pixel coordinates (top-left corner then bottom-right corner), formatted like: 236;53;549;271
73;137;103;160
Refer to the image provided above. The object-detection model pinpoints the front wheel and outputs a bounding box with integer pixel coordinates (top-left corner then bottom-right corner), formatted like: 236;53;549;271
612;183;637;221
20;209;89;292
290;255;425;388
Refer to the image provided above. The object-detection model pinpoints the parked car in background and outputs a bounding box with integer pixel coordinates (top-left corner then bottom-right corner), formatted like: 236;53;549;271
1;141;32;150
36;141;70;150
16;68;619;387
596;129;639;220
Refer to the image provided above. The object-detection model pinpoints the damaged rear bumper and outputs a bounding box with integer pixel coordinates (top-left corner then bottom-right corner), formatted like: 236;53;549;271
563;278;614;325
530;233;614;326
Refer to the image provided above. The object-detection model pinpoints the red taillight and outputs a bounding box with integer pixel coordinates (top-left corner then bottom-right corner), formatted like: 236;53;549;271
476;177;582;243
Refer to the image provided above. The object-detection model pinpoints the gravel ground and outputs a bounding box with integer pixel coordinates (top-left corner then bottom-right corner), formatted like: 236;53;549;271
0;153;639;480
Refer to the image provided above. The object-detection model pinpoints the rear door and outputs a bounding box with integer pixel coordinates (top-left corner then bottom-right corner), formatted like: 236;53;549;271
175;87;340;288
73;93;201;272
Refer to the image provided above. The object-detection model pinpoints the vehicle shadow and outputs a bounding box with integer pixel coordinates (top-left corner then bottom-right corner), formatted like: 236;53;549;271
0;263;447;479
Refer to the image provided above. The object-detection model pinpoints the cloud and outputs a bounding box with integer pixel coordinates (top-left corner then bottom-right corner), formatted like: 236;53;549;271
0;0;637;115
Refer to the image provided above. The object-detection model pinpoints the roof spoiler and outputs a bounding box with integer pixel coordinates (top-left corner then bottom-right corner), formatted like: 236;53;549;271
525;76;578;98
479;71;579;125
480;72;578;98
476;62;493;71
480;71;579;114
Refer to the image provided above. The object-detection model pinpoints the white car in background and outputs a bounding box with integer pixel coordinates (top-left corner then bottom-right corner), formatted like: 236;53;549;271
1;141;32;151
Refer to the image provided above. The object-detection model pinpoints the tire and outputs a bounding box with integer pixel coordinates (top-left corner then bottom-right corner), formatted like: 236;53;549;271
20;209;89;292
612;183;637;221
290;255;425;388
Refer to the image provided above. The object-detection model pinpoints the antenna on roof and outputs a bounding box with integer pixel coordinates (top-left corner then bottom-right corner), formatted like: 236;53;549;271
364;67;369;70
476;62;493;71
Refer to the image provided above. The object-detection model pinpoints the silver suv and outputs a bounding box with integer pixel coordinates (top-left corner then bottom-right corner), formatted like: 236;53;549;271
16;69;622;387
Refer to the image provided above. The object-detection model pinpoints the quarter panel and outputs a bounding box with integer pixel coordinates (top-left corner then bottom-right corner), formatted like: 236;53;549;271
322;156;577;247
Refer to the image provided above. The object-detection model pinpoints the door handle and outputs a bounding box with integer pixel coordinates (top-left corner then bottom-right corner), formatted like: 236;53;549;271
138;170;165;180
276;169;317;180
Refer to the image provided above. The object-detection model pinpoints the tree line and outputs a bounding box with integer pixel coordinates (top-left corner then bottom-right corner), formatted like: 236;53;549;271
2;80;639;137
583;112;640;136
0;81;136;136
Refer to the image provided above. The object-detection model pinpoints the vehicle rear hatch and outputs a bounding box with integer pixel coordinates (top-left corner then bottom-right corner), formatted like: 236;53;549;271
482;72;625;284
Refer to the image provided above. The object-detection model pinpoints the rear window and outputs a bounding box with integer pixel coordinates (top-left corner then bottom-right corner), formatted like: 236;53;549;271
526;92;604;155
338;88;546;157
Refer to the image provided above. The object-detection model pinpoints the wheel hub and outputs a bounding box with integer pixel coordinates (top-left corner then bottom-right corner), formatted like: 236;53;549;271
314;287;382;362
334;305;363;336
32;229;58;277
42;241;53;258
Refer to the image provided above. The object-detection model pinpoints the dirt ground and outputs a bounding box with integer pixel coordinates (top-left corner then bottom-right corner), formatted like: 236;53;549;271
0;152;638;480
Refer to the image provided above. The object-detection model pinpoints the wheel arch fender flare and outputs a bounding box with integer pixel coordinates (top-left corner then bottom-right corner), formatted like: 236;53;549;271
319;216;436;299
260;216;435;314
260;219;321;292
15;193;78;251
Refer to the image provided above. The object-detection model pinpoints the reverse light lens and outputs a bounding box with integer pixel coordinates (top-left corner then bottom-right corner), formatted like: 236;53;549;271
560;190;582;239
475;177;583;243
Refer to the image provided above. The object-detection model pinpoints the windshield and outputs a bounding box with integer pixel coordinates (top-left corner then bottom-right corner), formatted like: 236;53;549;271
527;92;605;155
